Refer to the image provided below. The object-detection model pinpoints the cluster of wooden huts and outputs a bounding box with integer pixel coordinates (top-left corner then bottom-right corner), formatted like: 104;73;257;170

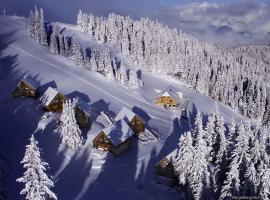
12;78;90;128
13;78;187;185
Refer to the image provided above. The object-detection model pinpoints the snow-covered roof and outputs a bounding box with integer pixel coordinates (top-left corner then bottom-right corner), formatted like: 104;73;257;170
165;149;178;163
156;149;178;166
40;87;59;106
102;118;134;145
155;87;180;101
19;78;39;89
114;107;136;122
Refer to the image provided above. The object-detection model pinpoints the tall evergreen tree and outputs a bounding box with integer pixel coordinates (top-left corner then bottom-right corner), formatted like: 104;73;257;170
39;8;48;46
16;135;57;200
175;131;194;185
70;34;83;65
60;99;84;150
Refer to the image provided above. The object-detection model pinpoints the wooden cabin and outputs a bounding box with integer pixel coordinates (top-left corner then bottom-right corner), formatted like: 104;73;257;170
12;78;39;98
153;88;180;108
40;87;67;113
155;150;178;185
74;105;90;128
114;107;145;134
93;118;134;156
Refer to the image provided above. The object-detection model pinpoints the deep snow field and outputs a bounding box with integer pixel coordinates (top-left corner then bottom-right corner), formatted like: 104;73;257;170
0;16;244;200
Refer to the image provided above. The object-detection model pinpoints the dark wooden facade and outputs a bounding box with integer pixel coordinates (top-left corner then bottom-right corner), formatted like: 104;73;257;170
129;115;145;134
155;157;177;180
12;80;38;98
43;93;67;113
74;106;90;128
93;131;132;156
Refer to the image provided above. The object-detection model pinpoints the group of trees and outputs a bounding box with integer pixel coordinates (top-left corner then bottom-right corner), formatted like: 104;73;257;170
76;10;270;125
27;7;270;124
175;111;270;199
17;99;85;199
27;7;140;89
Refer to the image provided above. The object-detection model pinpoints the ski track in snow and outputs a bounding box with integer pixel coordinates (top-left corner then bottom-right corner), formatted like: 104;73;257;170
10;44;172;125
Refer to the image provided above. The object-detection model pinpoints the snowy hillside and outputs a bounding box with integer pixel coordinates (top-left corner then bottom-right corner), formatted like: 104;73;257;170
1;7;270;200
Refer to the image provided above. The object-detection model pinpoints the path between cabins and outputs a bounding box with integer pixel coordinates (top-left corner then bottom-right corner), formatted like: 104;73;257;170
10;44;173;125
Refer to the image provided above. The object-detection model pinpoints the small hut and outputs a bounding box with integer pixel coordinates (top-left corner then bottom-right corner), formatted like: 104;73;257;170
40;87;67;113
93;118;135;156
12;78;39;98
155;150;178;185
153;87;180;108
114;107;145;134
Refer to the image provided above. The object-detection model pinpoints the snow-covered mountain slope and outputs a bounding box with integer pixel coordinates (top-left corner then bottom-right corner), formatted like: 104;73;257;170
0;16;245;200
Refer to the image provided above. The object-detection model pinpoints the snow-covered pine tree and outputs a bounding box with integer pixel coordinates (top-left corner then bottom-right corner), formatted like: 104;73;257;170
34;5;41;43
77;10;83;29
70;34;83;65
59;34;66;56
220;121;249;199
257;161;270;200
205;112;216;162
175;131;194;186
127;68;138;89
27;11;35;37
16;135;57;200
214;115;228;195
64;35;71;57
220;157;240;199
189;112;211;200
193;110;203;145
50;29;59;54
39;8;48;46
60;99;84;150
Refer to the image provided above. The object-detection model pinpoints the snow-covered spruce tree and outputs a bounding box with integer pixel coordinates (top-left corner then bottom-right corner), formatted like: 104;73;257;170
127;68;139;89
189;112;212;200
34;5;41;43
60;99;84;150
220;121;249;199
70;34;83;65
204;112;216;162
49;29;59;54
193;110;203;146
213;115;228;195
257;160;270;200
16;135;57;200
175;131;194;186
39;8;48;46
59;34;66;56
27;11;35;37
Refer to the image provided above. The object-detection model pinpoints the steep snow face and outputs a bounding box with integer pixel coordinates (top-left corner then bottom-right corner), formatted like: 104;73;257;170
0;16;246;200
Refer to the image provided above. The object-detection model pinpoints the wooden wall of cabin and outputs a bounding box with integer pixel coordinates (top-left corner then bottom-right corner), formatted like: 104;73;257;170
12;82;37;98
74;107;89;128
44;94;66;113
130;116;145;134
155;158;176;179
154;96;177;107
93;132;111;151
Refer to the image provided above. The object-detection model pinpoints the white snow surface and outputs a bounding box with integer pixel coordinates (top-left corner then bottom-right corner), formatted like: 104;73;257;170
0;16;245;200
